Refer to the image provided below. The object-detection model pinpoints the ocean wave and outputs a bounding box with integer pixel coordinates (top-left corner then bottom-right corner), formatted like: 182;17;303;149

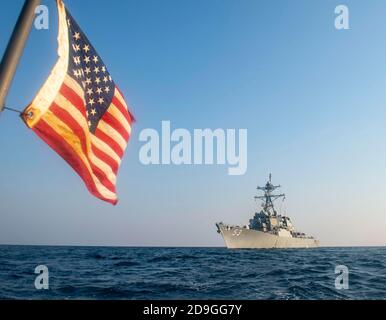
114;260;140;267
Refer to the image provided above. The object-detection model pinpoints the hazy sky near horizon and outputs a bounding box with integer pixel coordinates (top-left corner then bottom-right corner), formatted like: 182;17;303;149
0;0;385;247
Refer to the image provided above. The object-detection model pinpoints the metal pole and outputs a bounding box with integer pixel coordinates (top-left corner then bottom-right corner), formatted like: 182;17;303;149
0;0;40;113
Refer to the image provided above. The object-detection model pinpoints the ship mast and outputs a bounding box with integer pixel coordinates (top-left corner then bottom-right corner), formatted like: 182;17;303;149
254;174;285;217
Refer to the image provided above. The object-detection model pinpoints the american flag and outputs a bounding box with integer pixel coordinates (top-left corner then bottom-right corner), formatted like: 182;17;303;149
23;0;134;205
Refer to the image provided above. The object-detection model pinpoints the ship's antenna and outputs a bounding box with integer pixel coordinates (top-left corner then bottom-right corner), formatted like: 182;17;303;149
254;174;285;217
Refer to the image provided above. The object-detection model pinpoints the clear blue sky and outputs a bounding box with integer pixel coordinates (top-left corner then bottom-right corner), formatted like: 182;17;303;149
0;0;385;246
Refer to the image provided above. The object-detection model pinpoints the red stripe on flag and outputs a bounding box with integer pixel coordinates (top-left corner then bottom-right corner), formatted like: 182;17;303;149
33;119;117;205
112;94;134;124
95;128;124;158
115;86;134;121
60;83;86;116
91;144;119;174
50;103;117;194
101;110;130;142
50;102;88;155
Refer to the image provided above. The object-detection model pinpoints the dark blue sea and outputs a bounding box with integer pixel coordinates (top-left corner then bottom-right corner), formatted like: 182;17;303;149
0;246;384;300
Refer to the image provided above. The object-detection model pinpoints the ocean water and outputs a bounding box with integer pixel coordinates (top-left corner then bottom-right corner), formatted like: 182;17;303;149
0;246;384;300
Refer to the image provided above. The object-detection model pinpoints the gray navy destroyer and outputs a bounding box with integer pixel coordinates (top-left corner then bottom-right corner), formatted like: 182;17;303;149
216;175;319;249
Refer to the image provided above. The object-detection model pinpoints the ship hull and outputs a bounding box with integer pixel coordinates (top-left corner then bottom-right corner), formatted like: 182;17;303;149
217;224;319;249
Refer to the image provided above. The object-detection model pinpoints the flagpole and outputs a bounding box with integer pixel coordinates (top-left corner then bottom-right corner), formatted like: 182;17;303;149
0;0;40;113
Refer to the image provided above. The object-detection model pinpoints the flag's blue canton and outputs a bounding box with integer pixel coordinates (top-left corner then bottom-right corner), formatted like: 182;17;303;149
66;10;115;134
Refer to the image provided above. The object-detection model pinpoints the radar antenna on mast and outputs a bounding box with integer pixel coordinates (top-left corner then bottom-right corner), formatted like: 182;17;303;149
254;174;285;216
